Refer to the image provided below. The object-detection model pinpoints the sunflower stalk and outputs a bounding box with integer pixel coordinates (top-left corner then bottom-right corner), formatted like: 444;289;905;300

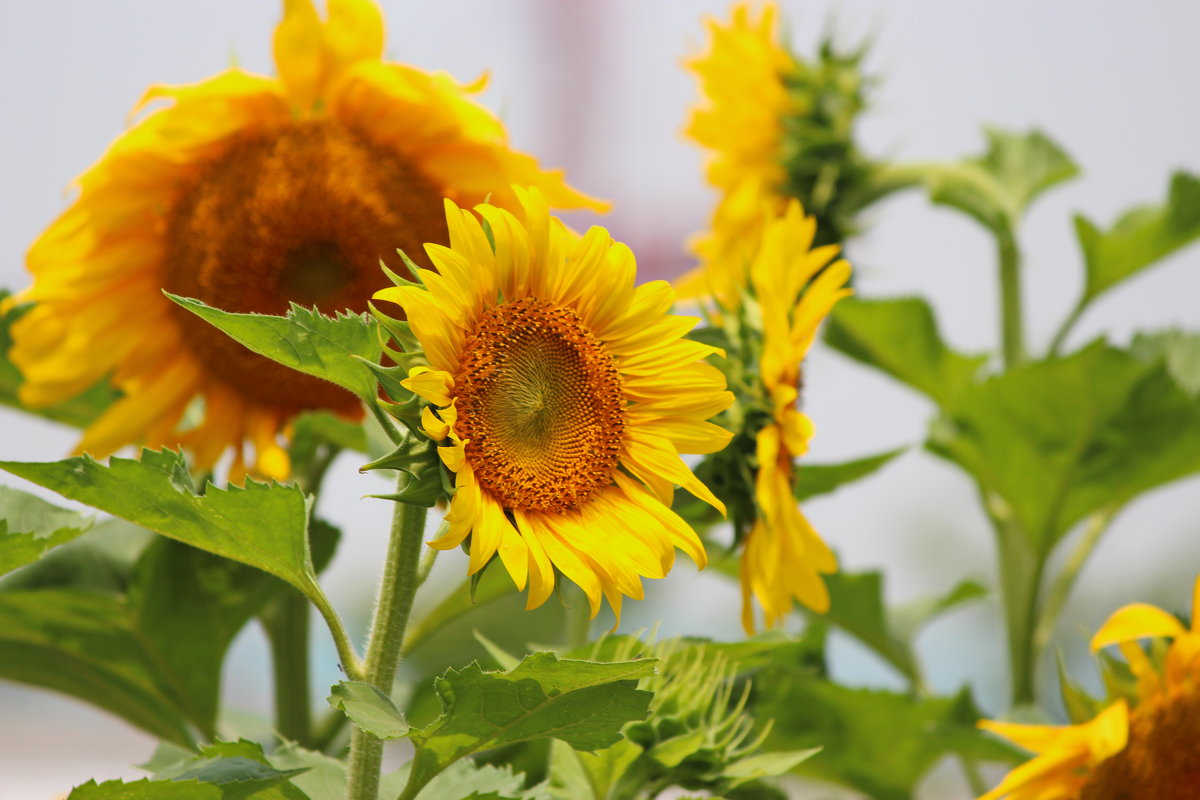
345;487;429;800
997;226;1025;369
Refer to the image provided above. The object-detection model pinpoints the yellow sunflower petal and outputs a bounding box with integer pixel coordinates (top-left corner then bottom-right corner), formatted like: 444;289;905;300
1090;603;1188;652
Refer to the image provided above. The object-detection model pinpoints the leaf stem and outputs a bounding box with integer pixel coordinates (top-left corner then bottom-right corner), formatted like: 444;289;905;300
1047;299;1085;358
345;490;429;800
1032;510;1114;660
998;227;1026;369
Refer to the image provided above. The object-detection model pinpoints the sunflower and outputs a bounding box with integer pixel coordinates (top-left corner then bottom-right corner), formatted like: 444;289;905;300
682;2;876;309
977;575;1200;800
8;0;604;481
373;187;734;619
738;201;851;633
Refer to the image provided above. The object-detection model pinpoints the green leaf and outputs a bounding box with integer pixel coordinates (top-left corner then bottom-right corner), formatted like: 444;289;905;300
825;297;986;406
814;571;917;685
1131;329;1200;397
403;653;656;797
921;128;1079;233
0;589;196;745
0;485;93;575
721;749;821;788
929;342;1200;554
757;672;1020;800
154;740;311;800
167;296;382;401
289;410;367;467
129;537;285;733
382;760;547;800
0;449;333;614
0;536;286;744
0;517;151;593
0;291;119;427
794;448;905;502
267;744;347;800
890;578;987;643
328;680;410;739
69;779;220;800
1077;171;1200;304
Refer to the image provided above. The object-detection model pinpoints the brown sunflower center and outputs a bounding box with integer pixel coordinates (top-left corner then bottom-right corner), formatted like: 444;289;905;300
1081;688;1200;800
453;297;626;513
163;119;448;414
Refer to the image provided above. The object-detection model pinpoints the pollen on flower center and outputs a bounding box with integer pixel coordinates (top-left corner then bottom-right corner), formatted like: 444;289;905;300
1080;689;1200;800
453;297;626;513
162;118;448;414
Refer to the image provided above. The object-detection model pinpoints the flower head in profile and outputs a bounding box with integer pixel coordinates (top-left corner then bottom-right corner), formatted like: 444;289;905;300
9;0;603;481
736;201;851;631
374;187;733;619
978;575;1200;800
682;2;876;308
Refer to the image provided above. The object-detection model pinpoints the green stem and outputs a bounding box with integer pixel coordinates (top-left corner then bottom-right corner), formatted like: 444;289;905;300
262;442;341;746
265;590;313;745
1032;510;1115;660
991;494;1043;707
959;753;988;795
1047;299;1085;358
998;227;1025;369
565;583;592;651
345;491;429;800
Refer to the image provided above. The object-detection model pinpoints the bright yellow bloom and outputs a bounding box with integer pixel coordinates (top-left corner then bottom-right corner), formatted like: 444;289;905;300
682;2;794;308
978;575;1200;800
739;201;851;632
375;187;733;620
10;0;603;481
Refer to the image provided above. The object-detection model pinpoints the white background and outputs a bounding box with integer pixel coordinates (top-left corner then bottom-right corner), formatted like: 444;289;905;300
2;2;1199;797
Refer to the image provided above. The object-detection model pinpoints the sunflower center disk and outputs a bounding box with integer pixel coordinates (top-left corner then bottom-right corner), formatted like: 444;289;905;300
1081;690;1200;800
453;297;626;513
163;119;448;414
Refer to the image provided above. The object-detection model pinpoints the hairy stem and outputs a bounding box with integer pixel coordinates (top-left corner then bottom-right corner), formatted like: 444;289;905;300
345;493;429;800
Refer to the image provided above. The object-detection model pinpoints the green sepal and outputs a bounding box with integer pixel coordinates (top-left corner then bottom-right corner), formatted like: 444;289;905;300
1056;653;1104;725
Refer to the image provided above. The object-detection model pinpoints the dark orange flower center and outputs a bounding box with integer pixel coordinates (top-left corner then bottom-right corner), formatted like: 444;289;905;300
453;297;626;513
163;119;448;415
1081;688;1200;800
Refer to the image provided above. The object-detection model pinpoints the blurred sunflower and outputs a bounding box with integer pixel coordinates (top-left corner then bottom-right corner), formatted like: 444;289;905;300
738;201;851;632
9;0;603;480
978;576;1200;800
374;187;733;619
682;2;880;308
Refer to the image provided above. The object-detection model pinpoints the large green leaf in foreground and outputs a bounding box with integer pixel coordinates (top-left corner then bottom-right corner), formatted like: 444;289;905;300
0;449;330;611
401;653;656;797
167;296;382;401
0;485;92;575
929;342;1200;555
